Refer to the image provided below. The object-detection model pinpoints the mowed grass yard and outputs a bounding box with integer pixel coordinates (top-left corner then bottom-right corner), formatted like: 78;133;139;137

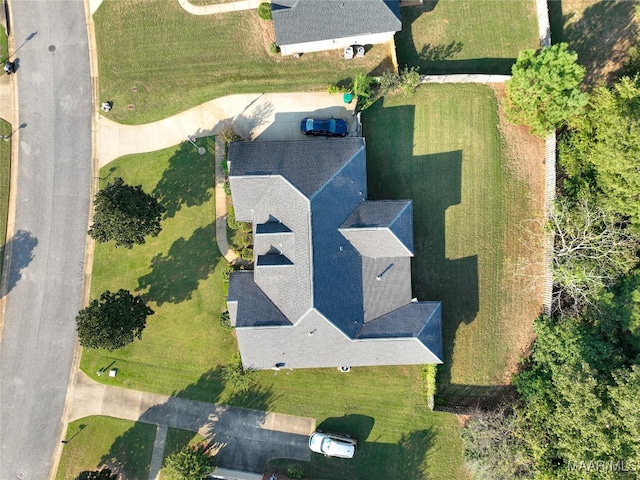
79;137;467;479
94;0;392;125
56;416;156;480
396;0;539;74
80;137;240;401
363;84;543;389
0;119;11;273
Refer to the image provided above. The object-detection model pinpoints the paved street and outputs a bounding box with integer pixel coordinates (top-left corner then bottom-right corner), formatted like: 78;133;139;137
0;2;92;479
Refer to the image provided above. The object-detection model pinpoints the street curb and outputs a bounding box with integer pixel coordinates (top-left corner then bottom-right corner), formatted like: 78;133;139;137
0;0;21;346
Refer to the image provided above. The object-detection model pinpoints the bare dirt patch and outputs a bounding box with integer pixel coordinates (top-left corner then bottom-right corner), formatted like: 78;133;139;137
490;83;545;382
259;17;276;55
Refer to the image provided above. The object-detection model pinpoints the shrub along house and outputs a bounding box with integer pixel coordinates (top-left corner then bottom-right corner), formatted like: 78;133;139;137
271;0;402;56
226;137;443;370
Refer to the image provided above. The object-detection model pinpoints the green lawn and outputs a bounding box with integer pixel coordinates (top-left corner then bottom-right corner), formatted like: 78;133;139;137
363;84;536;390
80;137;239;402
56;416;156;480
262;366;466;480
94;0;392;125
0;24;8;61
81;135;467;479
396;0;539;74
0;119;10;273
162;428;207;463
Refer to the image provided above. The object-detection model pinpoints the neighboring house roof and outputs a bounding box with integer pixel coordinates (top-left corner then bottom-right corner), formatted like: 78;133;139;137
227;137;443;369
271;0;402;47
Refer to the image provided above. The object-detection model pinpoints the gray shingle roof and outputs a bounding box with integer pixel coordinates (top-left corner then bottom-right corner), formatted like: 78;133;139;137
227;137;443;369
339;200;414;258
357;301;441;339
272;0;402;46
361;256;412;322
229;139;366;198
227;272;292;327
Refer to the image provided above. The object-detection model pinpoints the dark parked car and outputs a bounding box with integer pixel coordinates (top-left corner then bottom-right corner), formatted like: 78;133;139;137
309;431;357;458
301;117;349;137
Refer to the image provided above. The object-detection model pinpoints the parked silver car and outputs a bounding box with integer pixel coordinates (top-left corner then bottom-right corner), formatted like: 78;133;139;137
308;431;357;458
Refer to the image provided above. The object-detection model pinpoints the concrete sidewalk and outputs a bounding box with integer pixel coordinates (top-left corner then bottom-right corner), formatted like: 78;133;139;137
98;92;355;167
69;371;316;473
178;0;262;15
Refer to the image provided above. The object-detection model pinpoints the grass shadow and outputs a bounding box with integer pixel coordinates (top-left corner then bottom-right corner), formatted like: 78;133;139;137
434;384;516;412
316;414;375;443
556;0;637;85
152;139;214;219
268;427;435;480
1;229;38;297
365;99;479;388
98;421;157;479
136;222;220;305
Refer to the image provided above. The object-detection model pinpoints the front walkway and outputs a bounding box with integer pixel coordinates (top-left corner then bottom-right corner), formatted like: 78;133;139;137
69;371;316;475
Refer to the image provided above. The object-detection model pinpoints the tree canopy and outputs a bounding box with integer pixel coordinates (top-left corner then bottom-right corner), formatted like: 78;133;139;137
162;444;212;480
512;313;640;479
89;177;165;249
559;76;640;228
506;43;587;136
76;289;153;351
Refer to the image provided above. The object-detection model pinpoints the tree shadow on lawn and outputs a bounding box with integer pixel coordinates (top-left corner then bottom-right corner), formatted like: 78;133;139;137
152;138;214;219
549;0;638;85
1;229;38;297
396;2;515;74
99;368;296;475
364;99;479;397
316;414;375;443
270;428;436;480
136;222;220;305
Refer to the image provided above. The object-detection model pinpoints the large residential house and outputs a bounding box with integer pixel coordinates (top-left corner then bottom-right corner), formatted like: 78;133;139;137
271;0;402;56
226;137;443;370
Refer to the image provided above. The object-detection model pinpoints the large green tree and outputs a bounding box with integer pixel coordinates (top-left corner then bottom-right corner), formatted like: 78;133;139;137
162;444;212;480
506;43;587;136
76;289;153;351
89;177;165;248
512;314;640;479
560;75;640;229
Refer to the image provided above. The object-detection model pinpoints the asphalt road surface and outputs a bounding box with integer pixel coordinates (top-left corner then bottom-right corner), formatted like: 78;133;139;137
0;1;92;479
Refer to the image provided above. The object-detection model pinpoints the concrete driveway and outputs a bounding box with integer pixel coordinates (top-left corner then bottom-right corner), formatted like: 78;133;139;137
98;92;358;167
69;372;315;473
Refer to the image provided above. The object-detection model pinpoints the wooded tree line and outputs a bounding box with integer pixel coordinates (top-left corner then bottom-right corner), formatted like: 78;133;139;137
463;34;640;480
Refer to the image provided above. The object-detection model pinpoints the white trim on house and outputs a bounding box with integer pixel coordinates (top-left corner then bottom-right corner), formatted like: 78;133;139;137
279;31;396;56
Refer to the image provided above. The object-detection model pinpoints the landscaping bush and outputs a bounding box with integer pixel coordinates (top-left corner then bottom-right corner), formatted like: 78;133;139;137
287;465;304;480
269;42;279;55
217;126;243;147
257;2;272;21
219;311;232;331
222;354;254;392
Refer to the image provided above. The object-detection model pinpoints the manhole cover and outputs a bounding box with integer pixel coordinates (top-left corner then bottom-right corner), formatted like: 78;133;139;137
48;45;55;52
16;470;26;479
127;104;135;110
